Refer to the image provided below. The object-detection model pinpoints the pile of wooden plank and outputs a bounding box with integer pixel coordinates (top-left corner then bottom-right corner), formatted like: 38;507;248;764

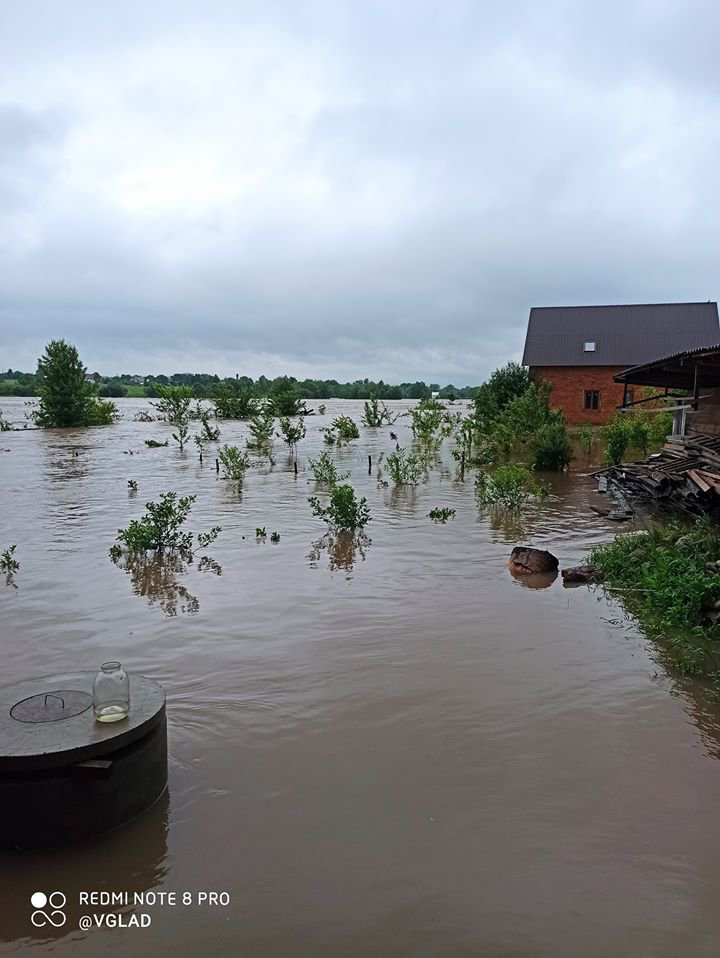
600;433;720;516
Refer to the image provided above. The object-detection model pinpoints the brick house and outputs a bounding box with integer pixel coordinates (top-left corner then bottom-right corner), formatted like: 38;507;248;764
521;302;719;424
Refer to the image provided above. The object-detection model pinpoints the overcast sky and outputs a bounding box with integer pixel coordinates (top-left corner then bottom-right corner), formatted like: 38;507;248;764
1;0;719;383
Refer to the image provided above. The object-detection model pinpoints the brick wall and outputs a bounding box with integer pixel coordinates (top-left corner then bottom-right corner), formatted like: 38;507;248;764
529;366;627;425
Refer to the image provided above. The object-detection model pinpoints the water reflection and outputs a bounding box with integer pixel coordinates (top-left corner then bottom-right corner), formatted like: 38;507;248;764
0;788;169;945
509;569;558;590
110;551;221;615
308;531;371;574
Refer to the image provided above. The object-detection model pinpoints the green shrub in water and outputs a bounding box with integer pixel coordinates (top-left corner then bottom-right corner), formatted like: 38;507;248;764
309;484;371;531
379;446;424;486
475;464;535;510
308;451;349;486
218;444;251;488
110;492;221;557
533;420;572;471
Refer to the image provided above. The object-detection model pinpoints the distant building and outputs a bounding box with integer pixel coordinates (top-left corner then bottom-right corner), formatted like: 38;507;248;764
521;302;719;424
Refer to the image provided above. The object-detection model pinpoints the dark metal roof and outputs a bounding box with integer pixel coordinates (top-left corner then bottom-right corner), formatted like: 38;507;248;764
522;302;719;367
615;343;720;389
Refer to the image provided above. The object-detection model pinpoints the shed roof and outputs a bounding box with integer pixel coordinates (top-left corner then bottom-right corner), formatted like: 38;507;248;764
522;302;719;367
615;343;720;389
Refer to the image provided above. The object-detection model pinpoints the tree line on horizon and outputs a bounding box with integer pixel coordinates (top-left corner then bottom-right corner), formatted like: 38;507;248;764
1;368;479;401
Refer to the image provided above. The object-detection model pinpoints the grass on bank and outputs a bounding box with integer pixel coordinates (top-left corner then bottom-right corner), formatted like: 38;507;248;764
589;518;720;678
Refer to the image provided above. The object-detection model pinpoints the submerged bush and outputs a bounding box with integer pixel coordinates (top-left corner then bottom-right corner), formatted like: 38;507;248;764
211;382;258;419
409;398;448;444
247;405;275;455
0;410;11;431
267;378;306;417
475;464;536;510
428;507;456;523
309;484;370;531
218;444;251;488
307;451;349;486
133;409;156;423
323;415;360;445
152;385;193;424
278;416;306;459
603;415;631;465
362;396;398;427
378;446;423;486
533;420;572;471
110;492;221;557
577;423;594;455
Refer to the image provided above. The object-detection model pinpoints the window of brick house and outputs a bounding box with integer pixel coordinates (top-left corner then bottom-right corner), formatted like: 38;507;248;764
583;341;597;352
584;389;600;410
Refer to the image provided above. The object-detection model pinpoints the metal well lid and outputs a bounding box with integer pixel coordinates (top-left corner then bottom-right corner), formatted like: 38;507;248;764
10;690;92;724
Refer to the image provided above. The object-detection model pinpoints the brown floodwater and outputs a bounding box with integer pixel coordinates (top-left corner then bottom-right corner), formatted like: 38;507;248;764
2;397;720;957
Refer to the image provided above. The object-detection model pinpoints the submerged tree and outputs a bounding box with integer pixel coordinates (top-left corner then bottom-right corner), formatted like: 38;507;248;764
32;339;118;428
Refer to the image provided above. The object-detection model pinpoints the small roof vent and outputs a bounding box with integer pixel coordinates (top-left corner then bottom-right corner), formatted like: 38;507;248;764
583;341;596;352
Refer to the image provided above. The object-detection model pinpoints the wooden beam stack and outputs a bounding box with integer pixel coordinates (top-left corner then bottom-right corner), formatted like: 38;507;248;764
600;434;720;516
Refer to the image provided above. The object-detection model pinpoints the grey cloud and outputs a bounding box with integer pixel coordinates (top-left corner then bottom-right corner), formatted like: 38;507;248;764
1;0;720;382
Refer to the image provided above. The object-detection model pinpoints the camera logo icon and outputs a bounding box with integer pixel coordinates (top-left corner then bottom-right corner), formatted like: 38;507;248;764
30;891;67;928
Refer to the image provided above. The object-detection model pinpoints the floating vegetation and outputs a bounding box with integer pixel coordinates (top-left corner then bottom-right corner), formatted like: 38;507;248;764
270;531;280;543
127;479;138;492
145;439;169;448
317;404;327;415
256;527;267;540
428;507;456;523
133;409;155;423
0;410;11;432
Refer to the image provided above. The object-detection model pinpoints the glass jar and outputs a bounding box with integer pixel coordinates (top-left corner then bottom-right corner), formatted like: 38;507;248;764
93;662;130;722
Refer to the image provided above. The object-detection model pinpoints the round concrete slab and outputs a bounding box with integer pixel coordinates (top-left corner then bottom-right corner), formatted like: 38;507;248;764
0;672;165;771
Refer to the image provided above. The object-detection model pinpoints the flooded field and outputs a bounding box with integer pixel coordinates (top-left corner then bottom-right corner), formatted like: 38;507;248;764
2;397;720;957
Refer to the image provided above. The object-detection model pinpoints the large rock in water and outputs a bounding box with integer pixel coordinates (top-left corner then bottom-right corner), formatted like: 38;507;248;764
561;564;603;584
508;546;559;575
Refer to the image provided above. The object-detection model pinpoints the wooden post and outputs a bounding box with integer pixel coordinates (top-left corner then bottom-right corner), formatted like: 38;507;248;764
368;455;372;474
294;460;298;477
215;458;219;473
693;362;700;410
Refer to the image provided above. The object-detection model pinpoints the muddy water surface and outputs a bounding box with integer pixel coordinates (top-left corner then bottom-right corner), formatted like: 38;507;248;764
1;398;720;957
